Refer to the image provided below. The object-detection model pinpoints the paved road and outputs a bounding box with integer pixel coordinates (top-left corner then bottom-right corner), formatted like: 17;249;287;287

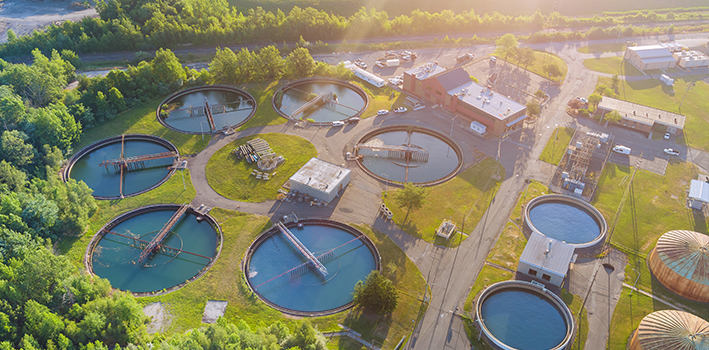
161;31;708;350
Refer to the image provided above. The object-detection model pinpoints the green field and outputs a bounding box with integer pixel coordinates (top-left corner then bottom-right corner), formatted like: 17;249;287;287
206;133;317;202
499;50;569;83
539;126;576;165
383;158;504;247
583;56;644;76
577;43;627;54
139;214;428;349
597;75;709;151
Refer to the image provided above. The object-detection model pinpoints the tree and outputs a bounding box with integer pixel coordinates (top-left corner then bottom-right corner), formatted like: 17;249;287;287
495;33;518;61
0;160;27;193
5;29;16;42
526;100;541;117
285;47;316;78
611;74;620;93
352;271;398;314
588;93;602;107
604;110;622;124
516;47;536;69
0;131;35;168
544;63;562;80
393;183;428;223
151;48;185;86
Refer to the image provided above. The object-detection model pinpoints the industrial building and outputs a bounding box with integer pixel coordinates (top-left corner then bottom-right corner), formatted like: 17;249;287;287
688;179;709;210
517;233;576;287
624;45;677;70
288;158;351;204
597;96;685;136
673;50;709;69
403;62;527;136
648;230;709;303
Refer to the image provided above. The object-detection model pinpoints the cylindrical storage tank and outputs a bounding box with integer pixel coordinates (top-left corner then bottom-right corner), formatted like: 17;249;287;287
629;310;709;350
523;194;607;250
648;230;709;303
474;280;575;350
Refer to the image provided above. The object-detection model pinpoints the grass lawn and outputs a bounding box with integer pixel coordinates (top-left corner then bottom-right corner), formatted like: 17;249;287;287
597;75;709;151
206;133;317;202
498;50;569;83
351;81;400;117
383;158;504;247
539;126;576;165
72;98;209;157
235;81;289;131
138;211;427;349
583;56;644;76
592;161;707;255
577;43;627;54
57;168;197;266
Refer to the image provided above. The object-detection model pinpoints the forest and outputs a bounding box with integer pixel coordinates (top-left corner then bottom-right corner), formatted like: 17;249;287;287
1;0;704;59
0;44;348;349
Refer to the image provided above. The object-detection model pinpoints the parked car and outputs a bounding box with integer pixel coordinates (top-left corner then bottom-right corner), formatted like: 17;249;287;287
664;148;680;156
394;107;408;113
388;78;402;85
347;117;360;124
577;97;588;104
612;145;631;155
490;56;497;63
377;109;389;115
331;121;345;127
375;61;386;68
664;132;671;140
356;62;367;69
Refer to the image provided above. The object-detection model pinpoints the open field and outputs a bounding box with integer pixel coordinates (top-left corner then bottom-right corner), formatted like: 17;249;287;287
137;213;428;349
583;56;644;76
539;126;576;165
206;133;317;202
607;290;669;349
498;50;568;83
383;158;504;247
577;43;627;54
597;75;709;151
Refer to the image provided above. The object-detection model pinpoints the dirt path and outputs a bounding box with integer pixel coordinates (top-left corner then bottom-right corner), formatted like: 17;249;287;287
0;0;98;43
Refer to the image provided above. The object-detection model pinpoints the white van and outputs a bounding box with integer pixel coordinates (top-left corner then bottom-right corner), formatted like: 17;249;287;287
612;145;631;155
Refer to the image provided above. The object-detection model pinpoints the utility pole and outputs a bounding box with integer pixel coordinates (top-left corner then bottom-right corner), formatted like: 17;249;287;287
679;81;695;113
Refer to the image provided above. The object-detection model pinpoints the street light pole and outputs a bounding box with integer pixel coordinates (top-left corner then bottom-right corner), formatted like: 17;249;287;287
450;115;458;137
630;268;641;295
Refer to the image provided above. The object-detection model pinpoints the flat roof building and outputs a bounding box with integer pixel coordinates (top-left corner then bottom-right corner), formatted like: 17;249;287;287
289;158;351;204
518;233;576;287
673;50;709;69
624;45;677;70
597;96;685;135
403;62;527;136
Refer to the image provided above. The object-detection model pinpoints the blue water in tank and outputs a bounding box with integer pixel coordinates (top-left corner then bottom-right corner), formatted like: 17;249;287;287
528;201;601;244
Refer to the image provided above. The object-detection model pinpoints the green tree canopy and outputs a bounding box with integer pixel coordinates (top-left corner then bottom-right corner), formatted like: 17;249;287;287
496;33;519;60
393;183;429;222
352;270;398;314
604;110;622;124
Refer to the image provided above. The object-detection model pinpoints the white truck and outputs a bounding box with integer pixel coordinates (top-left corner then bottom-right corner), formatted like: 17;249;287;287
612;145;631;155
386;59;400;67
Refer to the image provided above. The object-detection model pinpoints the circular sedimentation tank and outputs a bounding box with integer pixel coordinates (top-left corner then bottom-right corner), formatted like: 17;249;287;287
648;230;709;303
64;134;178;200
629;310;709;350
273;78;368;123
159;86;256;134
475;281;575;350
524;194;607;249
86;204;222;295
244;219;380;316
355;125;463;185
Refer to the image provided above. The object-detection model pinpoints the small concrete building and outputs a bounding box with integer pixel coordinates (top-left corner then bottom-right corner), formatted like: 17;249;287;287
289;158;351;204
688;179;709;210
518;233;576;287
624;45;677;70
597;96;685;136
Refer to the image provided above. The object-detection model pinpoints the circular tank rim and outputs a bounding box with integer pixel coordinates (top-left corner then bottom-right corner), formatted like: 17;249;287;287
474;280;575;350
272;77;370;125
523;194;608;248
354;125;464;187
157;85;257;134
84;203;223;297
242;218;381;317
62;134;179;200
